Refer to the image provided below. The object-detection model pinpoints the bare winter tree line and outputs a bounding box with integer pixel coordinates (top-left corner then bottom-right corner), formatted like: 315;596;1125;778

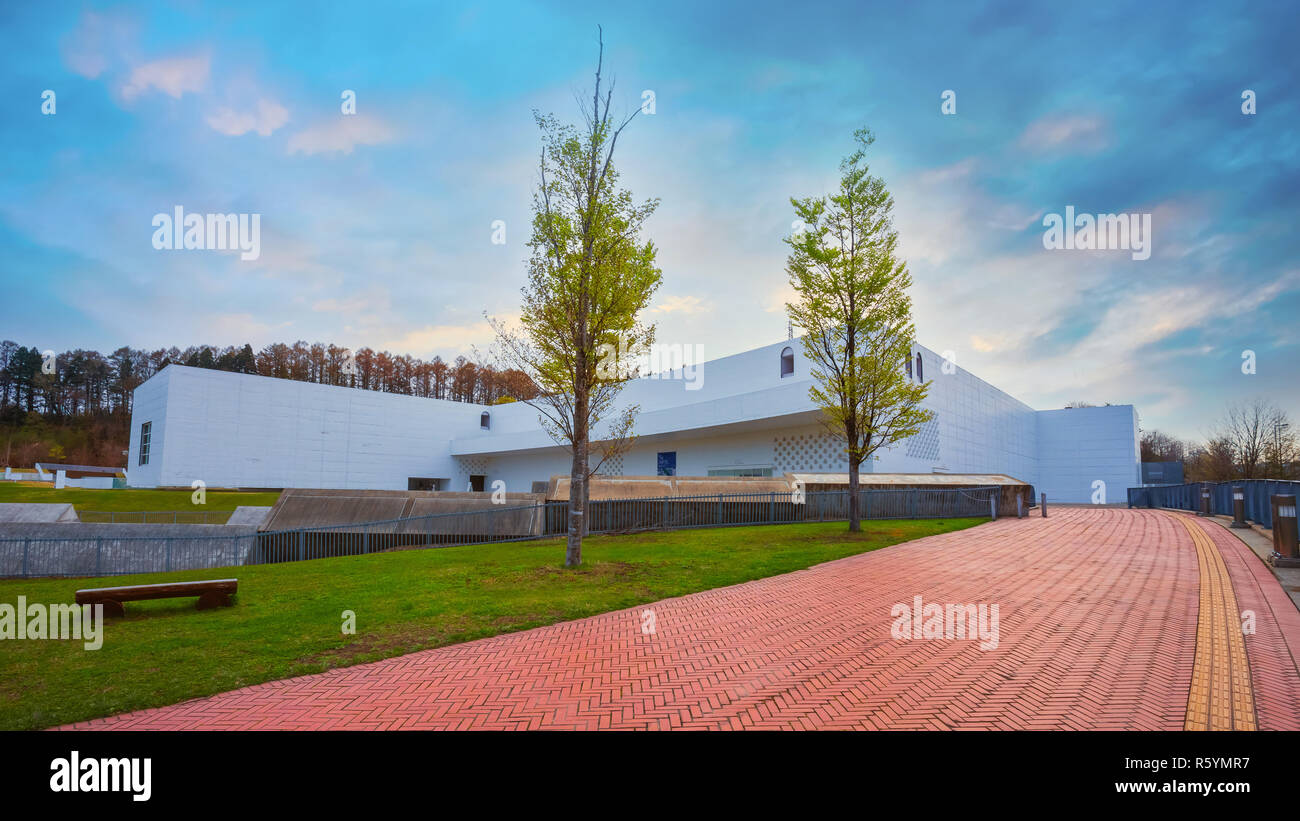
1142;397;1298;482
0;339;537;418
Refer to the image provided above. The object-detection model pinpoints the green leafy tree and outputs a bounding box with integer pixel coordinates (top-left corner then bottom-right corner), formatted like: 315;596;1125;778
784;128;933;532
490;29;661;567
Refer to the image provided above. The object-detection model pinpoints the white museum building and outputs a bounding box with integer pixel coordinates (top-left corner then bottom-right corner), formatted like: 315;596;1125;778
126;338;1141;504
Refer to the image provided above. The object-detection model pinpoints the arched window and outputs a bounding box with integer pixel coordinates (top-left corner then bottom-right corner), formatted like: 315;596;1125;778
915;352;923;382
780;346;794;377
905;358;912;379
480;411;490;430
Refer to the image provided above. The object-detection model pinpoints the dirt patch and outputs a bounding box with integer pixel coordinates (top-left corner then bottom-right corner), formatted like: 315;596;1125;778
291;609;573;669
293;621;472;667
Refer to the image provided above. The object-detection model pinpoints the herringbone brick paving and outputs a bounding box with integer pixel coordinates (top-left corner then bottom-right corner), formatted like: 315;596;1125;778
64;508;1300;730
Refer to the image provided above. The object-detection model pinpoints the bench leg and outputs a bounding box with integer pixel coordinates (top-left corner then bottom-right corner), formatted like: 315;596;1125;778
97;601;126;618
195;592;233;610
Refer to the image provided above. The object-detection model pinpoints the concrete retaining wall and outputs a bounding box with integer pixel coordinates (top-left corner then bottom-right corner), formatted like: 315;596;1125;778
0;523;260;577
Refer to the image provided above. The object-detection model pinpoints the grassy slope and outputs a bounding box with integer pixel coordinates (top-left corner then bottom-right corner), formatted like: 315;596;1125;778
0;484;279;512
0;518;982;730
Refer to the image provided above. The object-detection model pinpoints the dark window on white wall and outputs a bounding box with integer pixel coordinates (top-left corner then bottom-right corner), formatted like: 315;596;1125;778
480;412;490;430
657;452;677;476
905;358;912;379
138;422;151;466
780;346;794;377
916;352;923;382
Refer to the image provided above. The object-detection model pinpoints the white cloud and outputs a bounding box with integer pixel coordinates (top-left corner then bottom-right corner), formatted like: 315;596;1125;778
762;282;797;314
206;98;290;137
1018;113;1109;154
651;294;711;315
61;10;137;79
121;54;210;101
199;312;291;344
287;115;396;155
311;288;393;316
893;158;1038;266
380;319;501;358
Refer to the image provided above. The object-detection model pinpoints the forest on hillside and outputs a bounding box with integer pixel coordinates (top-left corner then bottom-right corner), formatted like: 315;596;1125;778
0;340;537;468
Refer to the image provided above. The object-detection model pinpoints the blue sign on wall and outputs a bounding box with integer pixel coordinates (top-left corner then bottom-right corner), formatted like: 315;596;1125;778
657;451;676;476
1141;461;1184;484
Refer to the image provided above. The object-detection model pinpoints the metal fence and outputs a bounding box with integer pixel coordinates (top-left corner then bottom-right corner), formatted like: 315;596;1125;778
1127;479;1300;529
1;486;1000;578
76;510;232;524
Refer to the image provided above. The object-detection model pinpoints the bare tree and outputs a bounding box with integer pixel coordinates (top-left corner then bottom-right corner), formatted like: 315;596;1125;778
488;28;661;566
1140;429;1185;463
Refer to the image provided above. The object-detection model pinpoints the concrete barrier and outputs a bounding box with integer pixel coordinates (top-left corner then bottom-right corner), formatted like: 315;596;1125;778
0;523;260;577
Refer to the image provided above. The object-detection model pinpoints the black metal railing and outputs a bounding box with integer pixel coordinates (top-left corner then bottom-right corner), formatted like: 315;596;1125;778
1;486;1001;578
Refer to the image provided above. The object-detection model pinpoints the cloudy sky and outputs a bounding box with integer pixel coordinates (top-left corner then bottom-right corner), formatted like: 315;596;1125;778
1;0;1297;441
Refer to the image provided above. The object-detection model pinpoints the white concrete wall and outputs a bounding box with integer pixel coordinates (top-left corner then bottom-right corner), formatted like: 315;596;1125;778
128;365;489;489
461;342;1044;493
875;347;1038;482
1035;405;1141;504
128;341;1141;503
127;367;171;488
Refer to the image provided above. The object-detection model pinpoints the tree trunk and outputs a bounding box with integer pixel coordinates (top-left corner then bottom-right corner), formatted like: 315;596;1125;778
846;413;861;532
848;458;861;532
566;388;588;568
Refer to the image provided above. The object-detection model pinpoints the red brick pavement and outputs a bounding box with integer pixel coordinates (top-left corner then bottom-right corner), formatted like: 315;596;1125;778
63;508;1300;730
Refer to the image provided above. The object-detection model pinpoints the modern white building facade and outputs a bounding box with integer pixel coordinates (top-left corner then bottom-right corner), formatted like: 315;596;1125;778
127;339;1141;503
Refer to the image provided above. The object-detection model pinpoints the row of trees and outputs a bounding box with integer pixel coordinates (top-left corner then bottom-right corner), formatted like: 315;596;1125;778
0;340;537;420
1142;398;1297;482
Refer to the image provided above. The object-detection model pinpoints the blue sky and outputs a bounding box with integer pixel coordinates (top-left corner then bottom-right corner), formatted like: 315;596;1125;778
1;0;1297;441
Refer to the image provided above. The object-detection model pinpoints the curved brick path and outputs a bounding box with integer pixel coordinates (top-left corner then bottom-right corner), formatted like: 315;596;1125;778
65;508;1300;730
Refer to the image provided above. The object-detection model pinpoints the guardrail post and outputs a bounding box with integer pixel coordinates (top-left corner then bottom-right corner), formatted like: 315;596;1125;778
1270;495;1298;567
1231;487;1248;529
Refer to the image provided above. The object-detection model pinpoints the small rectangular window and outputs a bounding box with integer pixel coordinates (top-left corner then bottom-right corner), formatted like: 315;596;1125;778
657;451;676;476
138;421;151;466
707;467;773;477
916;353;923;382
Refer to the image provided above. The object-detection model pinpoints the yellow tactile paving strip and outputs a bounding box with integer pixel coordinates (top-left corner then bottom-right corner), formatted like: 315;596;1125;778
1180;516;1257;731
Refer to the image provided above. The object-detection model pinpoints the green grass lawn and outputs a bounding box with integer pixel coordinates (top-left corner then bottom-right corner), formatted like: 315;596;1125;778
0;484;280;514
0;518;982;730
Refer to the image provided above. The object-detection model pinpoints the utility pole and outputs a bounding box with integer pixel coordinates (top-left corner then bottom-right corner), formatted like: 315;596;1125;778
1275;421;1291;478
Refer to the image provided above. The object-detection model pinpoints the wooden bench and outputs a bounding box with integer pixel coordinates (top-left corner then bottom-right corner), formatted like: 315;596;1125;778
75;579;238;617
